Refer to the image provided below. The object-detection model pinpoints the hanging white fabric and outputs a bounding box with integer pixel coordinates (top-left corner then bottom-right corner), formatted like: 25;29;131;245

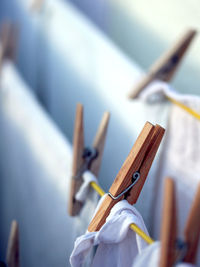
70;199;149;267
75;171;99;203
138;80;200;263
133;241;195;267
0;60;75;266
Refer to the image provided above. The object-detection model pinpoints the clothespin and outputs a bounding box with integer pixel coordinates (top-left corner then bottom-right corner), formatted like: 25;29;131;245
129;29;197;99
30;0;44;12
160;178;177;267
68;103;110;216
0;22;18;70
88;122;165;232
183;184;200;263
6;220;20;267
160;178;200;266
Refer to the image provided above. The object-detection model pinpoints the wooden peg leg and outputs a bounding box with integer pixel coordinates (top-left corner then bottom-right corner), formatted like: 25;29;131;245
183;184;200;264
160;178;176;267
0;22;11;69
6;220;20;267
68;103;85;216
90;112;110;176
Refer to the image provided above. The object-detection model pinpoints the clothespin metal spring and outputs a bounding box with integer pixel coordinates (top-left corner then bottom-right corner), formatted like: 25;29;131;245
90;180;155;244
72;147;98;180
174;239;188;264
108;172;141;200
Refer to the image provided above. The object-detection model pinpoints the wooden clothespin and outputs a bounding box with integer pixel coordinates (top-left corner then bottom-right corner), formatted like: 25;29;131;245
183;184;200;263
68;103;110;216
129;29;197;99
160;179;200;266
30;0;44;12
0;22;18;69
6;220;20;267
88;122;165;232
160;178;177;267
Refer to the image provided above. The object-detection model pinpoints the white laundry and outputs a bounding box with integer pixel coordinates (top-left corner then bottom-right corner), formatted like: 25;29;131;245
0;60;98;267
139;80;200;264
70;199;149;267
133;241;195;267
75;171;99;203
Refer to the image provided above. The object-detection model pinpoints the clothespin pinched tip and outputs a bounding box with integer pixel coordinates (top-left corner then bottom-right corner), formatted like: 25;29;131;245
68;103;110;216
88;121;165;232
0;22;18;70
6;220;20;267
129;28;197;99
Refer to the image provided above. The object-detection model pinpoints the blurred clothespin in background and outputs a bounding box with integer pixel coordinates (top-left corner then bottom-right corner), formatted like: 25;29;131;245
30;0;44;12
129;29;197;99
68;103;110;216
160;178;200;267
160;178;177;267
6;220;20;267
88;122;165;232
0;22;18;70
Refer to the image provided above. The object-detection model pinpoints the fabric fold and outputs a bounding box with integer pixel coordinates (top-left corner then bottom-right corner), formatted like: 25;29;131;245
70;199;149;267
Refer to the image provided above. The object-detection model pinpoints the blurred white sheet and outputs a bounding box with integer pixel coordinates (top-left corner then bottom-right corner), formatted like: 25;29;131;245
0;60;98;266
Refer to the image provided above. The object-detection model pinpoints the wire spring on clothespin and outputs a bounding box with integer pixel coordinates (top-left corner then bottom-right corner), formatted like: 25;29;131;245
89;180;155;244
72;147;98;180
174;239;188;264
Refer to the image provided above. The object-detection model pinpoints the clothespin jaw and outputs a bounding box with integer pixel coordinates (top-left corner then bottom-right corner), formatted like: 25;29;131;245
160;178;177;267
68;103;110;216
183;184;200;264
6;220;20;267
88;122;165;232
0;22;18;69
129;29;197;99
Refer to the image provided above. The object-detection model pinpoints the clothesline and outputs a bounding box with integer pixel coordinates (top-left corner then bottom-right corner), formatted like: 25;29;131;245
167;96;200;121
90;181;155;244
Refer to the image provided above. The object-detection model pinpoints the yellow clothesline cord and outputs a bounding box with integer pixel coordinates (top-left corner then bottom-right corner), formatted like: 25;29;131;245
90;181;154;245
130;224;154;244
166;95;200;121
90;181;105;197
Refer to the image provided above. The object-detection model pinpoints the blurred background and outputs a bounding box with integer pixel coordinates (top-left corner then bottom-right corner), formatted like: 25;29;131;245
0;0;199;266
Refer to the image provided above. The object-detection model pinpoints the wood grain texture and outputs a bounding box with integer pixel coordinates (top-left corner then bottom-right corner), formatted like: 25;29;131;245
68;103;84;216
126;124;165;204
183;184;200;263
129;29;196;99
160;178;176;267
6;221;20;267
88;122;165;232
90;112;110;176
